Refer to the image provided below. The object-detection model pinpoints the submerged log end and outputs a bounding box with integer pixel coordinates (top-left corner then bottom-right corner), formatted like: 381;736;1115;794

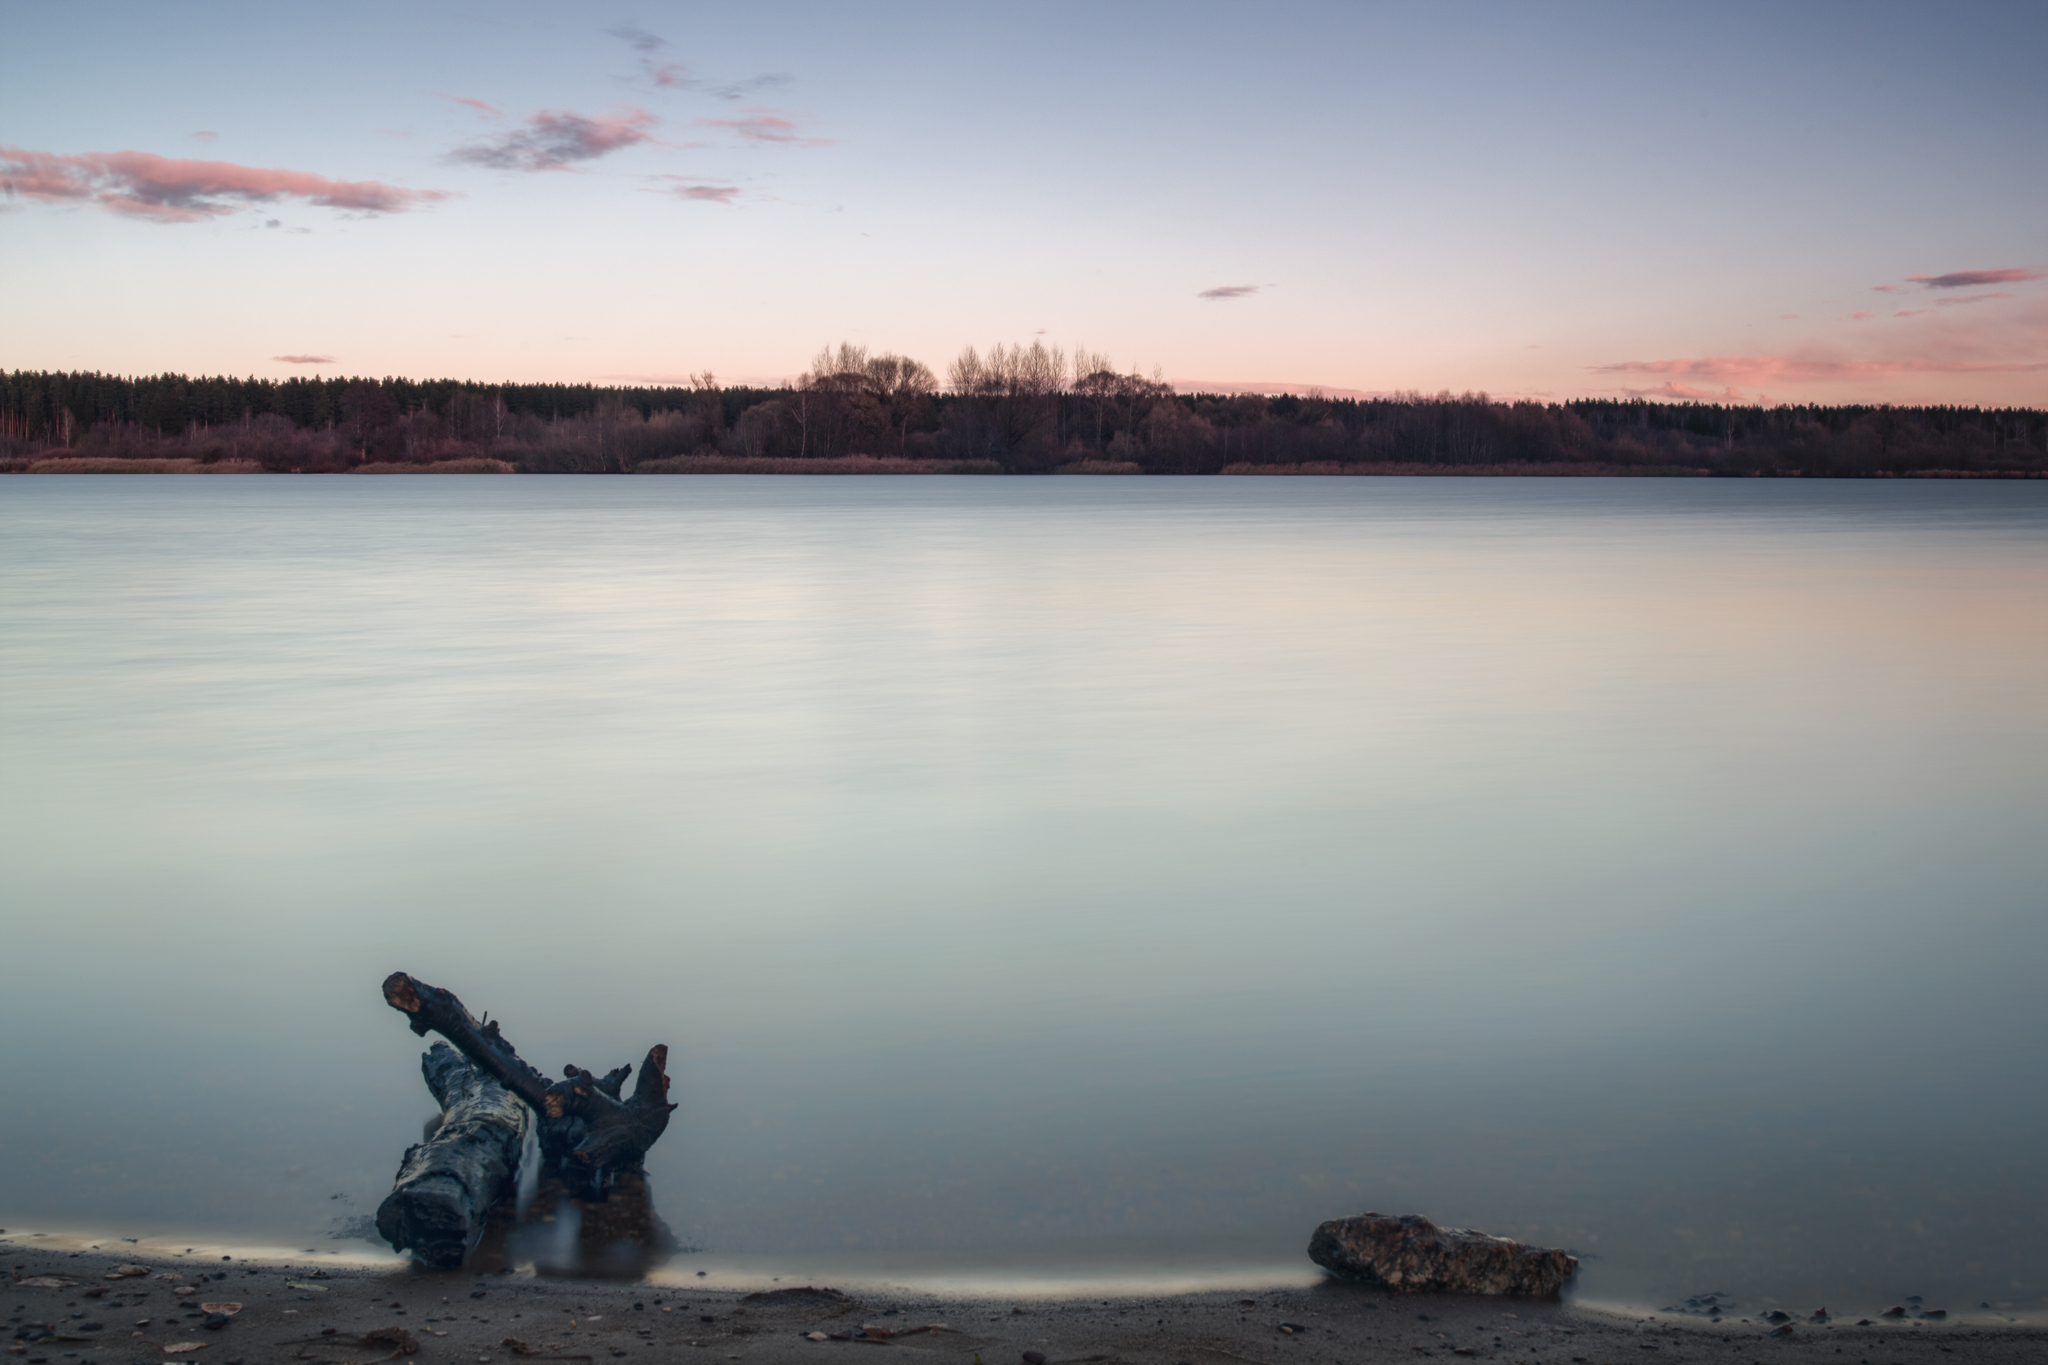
375;1174;477;1271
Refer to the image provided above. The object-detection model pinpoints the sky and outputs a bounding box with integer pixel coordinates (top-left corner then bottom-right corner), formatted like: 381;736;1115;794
2;0;2045;407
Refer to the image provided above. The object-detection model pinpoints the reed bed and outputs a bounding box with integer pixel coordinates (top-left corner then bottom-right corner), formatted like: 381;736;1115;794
634;454;1000;475
25;456;264;474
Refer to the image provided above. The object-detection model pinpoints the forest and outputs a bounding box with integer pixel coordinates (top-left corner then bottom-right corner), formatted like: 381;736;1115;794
3;343;2044;477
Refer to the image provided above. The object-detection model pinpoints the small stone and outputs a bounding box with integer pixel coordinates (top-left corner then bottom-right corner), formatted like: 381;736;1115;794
1767;1324;1793;1338
1881;1306;1906;1318
805;1333;828;1342
1022;1353;1047;1365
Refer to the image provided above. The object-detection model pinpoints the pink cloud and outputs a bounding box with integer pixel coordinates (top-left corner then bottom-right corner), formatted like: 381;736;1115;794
1906;267;2043;290
0;145;449;222
1198;285;1259;300
451;107;658;171
1933;291;2012;308
643;61;789;100
1870;284;1904;294
1849;310;1875;321
694;107;830;146
672;182;739;203
273;354;334;364
1593;352;2048;385
445;95;501;116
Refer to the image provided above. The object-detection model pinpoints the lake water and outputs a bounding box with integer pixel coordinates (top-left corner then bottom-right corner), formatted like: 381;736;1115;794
1;476;2044;1314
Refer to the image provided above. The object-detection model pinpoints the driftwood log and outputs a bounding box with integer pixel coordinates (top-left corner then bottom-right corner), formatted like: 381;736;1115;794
375;1042;529;1269
382;972;676;1199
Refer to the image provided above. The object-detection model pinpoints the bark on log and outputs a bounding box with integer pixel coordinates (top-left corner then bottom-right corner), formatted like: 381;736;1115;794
381;972;675;1198
375;1043;529;1269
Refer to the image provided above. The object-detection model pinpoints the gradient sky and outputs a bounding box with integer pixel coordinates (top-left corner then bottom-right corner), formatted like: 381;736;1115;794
3;0;2044;405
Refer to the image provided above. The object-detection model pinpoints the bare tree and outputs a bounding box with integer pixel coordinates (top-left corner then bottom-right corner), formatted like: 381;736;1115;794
948;340;1067;462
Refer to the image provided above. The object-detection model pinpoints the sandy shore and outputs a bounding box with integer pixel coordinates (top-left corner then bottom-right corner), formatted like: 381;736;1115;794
7;1235;2043;1365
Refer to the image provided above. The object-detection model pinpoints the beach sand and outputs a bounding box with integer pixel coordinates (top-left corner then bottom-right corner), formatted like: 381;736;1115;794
6;1235;2042;1365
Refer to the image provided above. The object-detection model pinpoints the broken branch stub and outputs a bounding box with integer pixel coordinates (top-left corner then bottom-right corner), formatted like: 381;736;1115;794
381;972;676;1196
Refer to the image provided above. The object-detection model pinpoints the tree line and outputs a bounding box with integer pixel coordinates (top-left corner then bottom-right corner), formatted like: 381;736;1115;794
3;346;2044;477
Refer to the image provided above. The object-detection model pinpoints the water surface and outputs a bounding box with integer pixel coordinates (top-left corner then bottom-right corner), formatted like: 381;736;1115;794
2;477;2043;1313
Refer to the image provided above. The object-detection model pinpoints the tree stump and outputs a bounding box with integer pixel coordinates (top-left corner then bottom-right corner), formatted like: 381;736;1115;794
381;972;676;1199
376;1043;529;1269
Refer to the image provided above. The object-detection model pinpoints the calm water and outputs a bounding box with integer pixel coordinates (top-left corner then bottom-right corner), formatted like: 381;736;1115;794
2;477;2044;1312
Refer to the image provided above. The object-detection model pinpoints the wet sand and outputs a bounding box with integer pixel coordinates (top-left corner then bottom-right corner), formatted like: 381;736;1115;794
6;1235;2042;1365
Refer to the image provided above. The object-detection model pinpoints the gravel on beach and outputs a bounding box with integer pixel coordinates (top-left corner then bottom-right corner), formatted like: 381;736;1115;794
7;1237;2043;1365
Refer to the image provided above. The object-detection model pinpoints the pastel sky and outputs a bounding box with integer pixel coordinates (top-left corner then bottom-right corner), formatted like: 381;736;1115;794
3;0;2045;406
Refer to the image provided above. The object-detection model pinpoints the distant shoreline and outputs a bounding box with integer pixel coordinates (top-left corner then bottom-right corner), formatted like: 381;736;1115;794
7;371;2044;479
7;454;2047;479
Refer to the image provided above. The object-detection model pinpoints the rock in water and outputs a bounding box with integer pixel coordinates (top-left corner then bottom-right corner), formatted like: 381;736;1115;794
1307;1213;1577;1296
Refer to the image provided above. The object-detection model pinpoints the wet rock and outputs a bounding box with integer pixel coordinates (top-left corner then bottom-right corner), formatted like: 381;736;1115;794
1921;1309;1947;1320
1767;1324;1793;1338
1881;1306;1906;1318
1308;1213;1577;1297
1021;1352;1047;1365
1763;1311;1791;1324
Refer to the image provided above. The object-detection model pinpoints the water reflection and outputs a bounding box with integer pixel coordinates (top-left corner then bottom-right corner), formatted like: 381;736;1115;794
1;478;2045;1309
469;1172;675;1280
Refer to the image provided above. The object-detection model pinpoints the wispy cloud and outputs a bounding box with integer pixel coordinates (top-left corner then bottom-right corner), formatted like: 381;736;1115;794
613;25;787;100
1622;381;1746;402
1198;285;1259;300
1934;291;2012;308
610;23;667;52
709;74;790;101
694;107;830;145
444;94;501;116
0;145;448;222
449;107;658;171
660;178;739;204
1906;267;2043;290
190;131;217;143
273;354;334;364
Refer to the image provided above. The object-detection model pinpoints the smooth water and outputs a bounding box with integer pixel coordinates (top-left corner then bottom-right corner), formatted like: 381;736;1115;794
1;477;2044;1311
